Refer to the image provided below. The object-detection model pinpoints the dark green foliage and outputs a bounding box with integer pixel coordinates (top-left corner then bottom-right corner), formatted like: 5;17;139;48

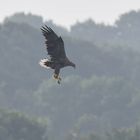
1;11;140;140
4;12;43;29
70;10;140;50
0;109;47;140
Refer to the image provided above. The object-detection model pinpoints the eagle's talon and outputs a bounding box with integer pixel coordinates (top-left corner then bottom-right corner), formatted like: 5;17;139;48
58;77;61;81
53;74;61;84
57;80;61;84
53;74;59;79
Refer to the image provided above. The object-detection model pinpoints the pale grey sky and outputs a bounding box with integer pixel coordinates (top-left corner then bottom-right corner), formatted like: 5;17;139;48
0;0;140;27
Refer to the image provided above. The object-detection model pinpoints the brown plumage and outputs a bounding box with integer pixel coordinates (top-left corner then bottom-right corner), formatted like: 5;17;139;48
39;25;76;84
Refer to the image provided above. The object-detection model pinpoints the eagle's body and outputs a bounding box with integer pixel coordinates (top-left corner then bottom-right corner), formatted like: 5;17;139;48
39;25;75;84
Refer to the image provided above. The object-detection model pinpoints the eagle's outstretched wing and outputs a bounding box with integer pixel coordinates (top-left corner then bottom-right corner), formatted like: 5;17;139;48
41;25;66;61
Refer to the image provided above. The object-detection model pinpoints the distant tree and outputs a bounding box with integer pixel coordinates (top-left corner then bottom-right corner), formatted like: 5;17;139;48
115;10;140;29
133;126;140;140
0;109;47;140
4;12;43;28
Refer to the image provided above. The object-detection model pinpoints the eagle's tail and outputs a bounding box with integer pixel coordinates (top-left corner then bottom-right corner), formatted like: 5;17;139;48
39;58;50;69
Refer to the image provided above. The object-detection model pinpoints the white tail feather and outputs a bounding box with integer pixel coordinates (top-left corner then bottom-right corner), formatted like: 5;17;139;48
39;58;50;69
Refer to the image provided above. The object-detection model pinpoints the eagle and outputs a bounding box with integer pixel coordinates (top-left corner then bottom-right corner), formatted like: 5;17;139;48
39;25;76;84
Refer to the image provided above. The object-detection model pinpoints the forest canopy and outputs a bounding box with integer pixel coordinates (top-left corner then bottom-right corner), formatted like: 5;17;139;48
0;10;140;140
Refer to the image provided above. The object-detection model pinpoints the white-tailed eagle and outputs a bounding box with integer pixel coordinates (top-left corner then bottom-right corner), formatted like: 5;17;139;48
39;25;76;84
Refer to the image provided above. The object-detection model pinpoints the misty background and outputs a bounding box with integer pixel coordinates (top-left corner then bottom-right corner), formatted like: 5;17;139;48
1;10;140;140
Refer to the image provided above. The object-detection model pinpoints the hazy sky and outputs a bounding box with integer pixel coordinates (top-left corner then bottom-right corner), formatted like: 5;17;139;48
1;0;140;28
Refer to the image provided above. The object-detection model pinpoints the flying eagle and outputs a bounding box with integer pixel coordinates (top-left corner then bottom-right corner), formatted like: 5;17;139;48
39;25;76;84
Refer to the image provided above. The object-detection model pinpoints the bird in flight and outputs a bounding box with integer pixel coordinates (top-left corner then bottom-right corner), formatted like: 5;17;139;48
39;25;76;84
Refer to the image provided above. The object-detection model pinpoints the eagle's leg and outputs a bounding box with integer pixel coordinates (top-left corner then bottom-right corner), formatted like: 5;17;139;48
57;79;61;84
53;74;61;84
53;73;58;79
57;76;61;84
53;74;61;80
53;68;61;84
